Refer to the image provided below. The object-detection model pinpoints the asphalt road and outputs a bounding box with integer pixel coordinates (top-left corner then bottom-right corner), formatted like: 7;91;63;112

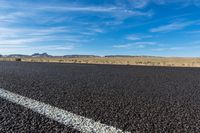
0;98;80;133
1;61;200;132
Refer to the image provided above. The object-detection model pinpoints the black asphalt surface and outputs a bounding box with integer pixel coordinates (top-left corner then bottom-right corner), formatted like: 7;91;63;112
0;98;80;133
1;61;200;132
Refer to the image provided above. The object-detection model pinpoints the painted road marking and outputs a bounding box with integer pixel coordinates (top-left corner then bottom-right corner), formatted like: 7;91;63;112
0;88;130;133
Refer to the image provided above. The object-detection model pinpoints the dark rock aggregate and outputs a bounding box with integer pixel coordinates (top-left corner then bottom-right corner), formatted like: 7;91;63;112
0;99;80;133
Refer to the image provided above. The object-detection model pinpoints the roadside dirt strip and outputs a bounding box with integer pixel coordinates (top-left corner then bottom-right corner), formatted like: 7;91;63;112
0;88;128;133
1;61;200;132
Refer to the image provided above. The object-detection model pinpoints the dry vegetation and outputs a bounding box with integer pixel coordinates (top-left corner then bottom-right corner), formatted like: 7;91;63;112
1;57;200;67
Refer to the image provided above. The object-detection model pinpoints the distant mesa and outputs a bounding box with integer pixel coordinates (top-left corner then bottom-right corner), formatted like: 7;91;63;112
31;53;52;57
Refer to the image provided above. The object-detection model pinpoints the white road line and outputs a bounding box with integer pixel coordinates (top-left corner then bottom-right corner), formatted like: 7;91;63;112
0;88;130;133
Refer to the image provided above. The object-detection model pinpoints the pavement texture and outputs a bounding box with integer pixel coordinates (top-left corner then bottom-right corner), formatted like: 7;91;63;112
0;98;80;133
1;61;200;132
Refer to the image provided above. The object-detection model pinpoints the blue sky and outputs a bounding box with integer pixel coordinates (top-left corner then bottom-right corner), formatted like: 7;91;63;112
0;0;200;56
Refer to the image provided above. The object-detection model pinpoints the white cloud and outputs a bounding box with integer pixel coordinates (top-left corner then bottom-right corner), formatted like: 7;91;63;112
0;12;33;25
0;26;84;54
150;21;198;32
0;1;153;23
91;28;104;33
134;42;156;45
150;0;200;7
117;0;200;9
152;46;187;51
113;41;157;48
126;35;141;41
0;44;75;55
126;34;152;41
113;43;133;48
0;38;42;45
36;5;153;22
126;0;150;8
0;26;69;35
41;6;117;13
0;0;152;16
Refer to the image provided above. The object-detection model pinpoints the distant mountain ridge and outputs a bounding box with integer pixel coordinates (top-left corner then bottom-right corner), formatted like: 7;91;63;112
3;54;30;58
1;53;101;58
0;53;161;58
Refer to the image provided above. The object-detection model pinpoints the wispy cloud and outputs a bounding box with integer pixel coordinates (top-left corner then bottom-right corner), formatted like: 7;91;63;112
141;0;200;7
34;5;154;25
0;26;83;53
161;0;200;7
0;44;75;55
13;2;154;26
113;41;157;48
151;41;200;51
152;47;187;51
0;38;42;45
115;0;200;11
0;27;70;36
131;0;150;8
126;35;141;41
134;41;156;45
187;30;200;34
150;20;198;32
0;12;27;21
126;34;152;41
0;1;153;17
115;0;149;9
40;6;117;13
113;43;133;48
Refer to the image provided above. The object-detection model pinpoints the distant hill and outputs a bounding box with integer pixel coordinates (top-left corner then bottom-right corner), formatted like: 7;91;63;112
0;53;162;58
63;55;100;58
0;53;100;58
5;54;30;58
31;53;52;57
